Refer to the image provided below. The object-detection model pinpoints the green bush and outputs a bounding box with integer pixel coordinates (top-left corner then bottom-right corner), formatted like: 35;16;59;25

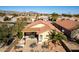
29;35;35;39
29;43;37;48
49;30;67;42
17;32;23;39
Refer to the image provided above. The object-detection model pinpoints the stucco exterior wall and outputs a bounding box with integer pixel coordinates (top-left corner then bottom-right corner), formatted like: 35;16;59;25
38;30;50;42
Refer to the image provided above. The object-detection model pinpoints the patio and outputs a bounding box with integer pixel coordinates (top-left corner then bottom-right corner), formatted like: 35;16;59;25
13;38;65;52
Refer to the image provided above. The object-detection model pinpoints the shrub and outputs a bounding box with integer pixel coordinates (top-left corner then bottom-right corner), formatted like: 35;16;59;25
29;35;35;39
49;30;67;43
29;43;37;48
17;32;23;39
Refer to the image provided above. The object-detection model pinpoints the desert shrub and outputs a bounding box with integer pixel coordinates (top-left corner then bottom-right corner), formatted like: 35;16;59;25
17;32;23;39
29;43;37;48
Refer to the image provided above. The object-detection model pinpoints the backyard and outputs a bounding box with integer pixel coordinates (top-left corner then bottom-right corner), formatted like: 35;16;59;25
10;38;65;52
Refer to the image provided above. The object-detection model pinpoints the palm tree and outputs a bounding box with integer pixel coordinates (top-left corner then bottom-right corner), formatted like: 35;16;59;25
48;30;67;46
11;18;25;39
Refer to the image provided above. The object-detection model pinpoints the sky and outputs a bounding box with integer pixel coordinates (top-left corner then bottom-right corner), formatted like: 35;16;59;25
0;6;79;14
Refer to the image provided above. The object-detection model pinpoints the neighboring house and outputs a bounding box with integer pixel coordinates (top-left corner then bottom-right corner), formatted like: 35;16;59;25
0;16;4;22
3;17;17;23
57;16;79;22
0;15;16;22
0;16;17;27
53;19;79;38
30;16;36;22
71;29;79;40
5;14;13;18
38;16;49;21
57;16;70;20
70;17;79;21
70;17;77;21
16;16;35;23
22;20;60;42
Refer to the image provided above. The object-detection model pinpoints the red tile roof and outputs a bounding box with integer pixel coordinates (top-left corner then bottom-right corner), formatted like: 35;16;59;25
56;19;79;30
22;20;60;34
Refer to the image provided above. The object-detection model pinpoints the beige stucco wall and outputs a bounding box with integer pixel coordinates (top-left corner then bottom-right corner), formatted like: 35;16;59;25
38;30;50;42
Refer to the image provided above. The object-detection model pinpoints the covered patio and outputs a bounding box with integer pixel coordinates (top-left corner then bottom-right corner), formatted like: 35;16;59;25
23;32;39;42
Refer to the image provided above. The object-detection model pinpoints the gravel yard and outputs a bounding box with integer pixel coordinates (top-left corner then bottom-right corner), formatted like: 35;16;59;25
12;39;65;52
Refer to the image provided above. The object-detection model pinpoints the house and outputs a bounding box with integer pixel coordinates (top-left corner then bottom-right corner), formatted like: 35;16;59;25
70;17;79;21
0;15;16;22
16;16;36;23
22;20;60;42
53;19;79;38
58;16;70;20
38;16;49;21
0;16;4;22
57;16;79;22
0;16;17;27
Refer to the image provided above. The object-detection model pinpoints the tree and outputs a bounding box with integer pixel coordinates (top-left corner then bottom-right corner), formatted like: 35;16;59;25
22;17;27;21
51;13;59;20
0;23;12;43
12;18;25;39
17;32;23;39
12;13;18;17
49;30;67;46
62;14;72;17
73;14;79;18
0;13;5;16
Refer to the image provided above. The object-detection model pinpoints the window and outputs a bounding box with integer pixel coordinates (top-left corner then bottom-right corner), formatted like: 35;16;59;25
39;35;43;41
45;35;49;39
62;29;65;32
46;35;49;37
40;35;43;39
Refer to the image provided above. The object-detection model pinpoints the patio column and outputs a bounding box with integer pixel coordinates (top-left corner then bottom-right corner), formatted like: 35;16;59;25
22;32;24;38
38;34;43;42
